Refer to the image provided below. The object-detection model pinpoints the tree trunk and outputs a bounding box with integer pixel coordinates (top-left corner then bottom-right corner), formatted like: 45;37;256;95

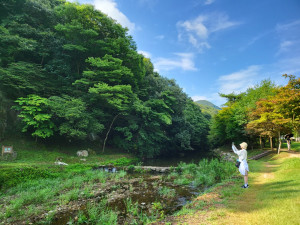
270;136;273;151
277;131;281;154
259;135;263;150
287;139;291;151
102;113;120;153
77;61;80;75
41;56;44;65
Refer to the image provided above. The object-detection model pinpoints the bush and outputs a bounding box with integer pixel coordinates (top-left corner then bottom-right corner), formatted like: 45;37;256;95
64;164;93;174
104;157;138;166
0;167;58;189
173;159;236;187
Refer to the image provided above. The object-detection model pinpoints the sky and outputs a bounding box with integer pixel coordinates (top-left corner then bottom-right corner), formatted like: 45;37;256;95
72;0;300;107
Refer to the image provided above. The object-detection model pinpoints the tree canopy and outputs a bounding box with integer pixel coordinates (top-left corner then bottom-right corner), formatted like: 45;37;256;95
0;0;210;158
209;77;299;152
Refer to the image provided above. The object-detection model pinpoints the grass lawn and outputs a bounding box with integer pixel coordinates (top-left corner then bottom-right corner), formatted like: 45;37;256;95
0;138;138;224
0;137;137;167
282;141;300;151
168;151;300;225
0;137;138;191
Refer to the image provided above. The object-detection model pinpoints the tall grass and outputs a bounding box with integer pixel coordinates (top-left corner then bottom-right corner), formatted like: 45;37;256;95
67;200;118;225
0;168;126;223
174;158;237;187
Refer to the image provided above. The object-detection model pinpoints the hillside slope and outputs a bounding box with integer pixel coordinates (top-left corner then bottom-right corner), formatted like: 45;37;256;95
195;100;220;118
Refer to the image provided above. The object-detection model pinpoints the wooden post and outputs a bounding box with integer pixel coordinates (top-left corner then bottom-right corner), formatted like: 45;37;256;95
277;131;281;154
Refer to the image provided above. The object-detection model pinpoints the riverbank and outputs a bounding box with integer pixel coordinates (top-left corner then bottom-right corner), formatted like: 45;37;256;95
0;139;236;224
1;138;298;224
160;150;300;225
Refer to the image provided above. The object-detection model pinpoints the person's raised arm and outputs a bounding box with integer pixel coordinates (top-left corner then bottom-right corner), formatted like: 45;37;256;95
232;142;239;154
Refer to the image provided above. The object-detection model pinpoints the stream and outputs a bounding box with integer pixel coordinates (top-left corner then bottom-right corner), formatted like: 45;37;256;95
49;151;213;224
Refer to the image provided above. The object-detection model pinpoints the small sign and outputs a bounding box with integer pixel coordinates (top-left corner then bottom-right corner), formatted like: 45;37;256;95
2;146;13;156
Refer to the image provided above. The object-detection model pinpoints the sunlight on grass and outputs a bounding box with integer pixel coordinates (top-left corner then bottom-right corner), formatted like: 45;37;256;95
214;153;300;225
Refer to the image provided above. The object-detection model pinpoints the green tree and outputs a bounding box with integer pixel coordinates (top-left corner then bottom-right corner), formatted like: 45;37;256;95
48;95;104;140
13;95;55;140
209;80;277;148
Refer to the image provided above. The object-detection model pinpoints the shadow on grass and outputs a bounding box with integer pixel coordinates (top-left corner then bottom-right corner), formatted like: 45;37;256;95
224;156;300;213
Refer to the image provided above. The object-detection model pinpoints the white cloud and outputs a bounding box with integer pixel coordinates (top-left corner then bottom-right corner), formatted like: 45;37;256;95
276;57;300;75
155;35;165;40
276;40;295;56
204;0;215;5
218;65;261;94
191;95;208;101
239;30;272;52
154;53;197;72
178;16;208;40
93;0;135;32
275;20;300;57
138;50;152;58
276;20;300;32
193;65;262;107
177;12;240;52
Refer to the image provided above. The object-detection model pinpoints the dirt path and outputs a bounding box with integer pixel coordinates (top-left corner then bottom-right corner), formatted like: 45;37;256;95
212;161;279;225
165;151;300;225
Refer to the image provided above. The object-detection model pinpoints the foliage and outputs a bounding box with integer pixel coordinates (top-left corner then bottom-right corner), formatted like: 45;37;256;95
103;157;138;166
209;80;278;148
174;159;236;187
13;95;56;139
48;95;104;139
158;186;176;198
0;0;209;157
0;166;58;189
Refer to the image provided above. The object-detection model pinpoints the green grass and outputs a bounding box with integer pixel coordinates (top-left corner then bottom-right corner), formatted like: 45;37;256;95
0;137;137;166
0;168;124;223
0;137;137;190
245;155;300;225
158;186;176;198
168;152;300;225
68;200;118;225
173;159;237;187
0;137;137;223
281;141;300;151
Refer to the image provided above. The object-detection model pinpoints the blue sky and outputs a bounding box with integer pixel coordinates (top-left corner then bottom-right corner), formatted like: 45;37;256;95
73;0;300;106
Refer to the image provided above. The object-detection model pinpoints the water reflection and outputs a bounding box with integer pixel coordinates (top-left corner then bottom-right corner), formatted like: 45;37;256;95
142;150;213;167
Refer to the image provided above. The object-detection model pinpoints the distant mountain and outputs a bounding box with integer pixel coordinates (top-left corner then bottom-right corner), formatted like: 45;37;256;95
195;100;221;110
195;100;221;118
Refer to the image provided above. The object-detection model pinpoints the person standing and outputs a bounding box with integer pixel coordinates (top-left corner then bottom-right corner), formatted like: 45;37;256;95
232;142;249;188
284;134;293;151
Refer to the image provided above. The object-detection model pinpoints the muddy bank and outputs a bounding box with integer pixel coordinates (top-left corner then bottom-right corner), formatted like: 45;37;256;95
23;173;200;225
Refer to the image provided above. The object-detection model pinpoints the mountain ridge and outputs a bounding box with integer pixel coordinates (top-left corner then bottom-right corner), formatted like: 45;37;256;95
195;100;221;110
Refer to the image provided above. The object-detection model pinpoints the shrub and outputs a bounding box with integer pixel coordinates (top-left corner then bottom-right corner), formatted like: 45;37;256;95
0;167;58;189
173;159;236;187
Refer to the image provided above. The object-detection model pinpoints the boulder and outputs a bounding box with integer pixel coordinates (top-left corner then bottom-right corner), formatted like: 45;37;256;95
77;150;88;157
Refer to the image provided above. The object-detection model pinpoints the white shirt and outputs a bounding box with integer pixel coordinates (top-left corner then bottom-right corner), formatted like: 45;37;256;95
232;145;249;175
232;145;247;162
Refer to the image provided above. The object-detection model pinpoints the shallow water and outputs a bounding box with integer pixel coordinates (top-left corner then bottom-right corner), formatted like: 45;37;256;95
48;151;214;224
50;172;202;225
142;150;213;167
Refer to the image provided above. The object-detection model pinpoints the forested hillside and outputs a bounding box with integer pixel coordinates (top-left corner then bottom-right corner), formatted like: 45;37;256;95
195;100;220;119
209;78;300;151
0;0;210;157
